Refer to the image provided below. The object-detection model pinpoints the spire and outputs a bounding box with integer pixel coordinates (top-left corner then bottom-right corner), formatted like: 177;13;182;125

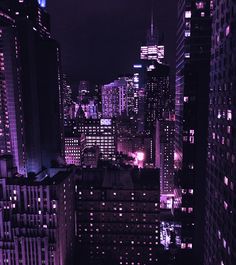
147;0;158;45
151;0;154;38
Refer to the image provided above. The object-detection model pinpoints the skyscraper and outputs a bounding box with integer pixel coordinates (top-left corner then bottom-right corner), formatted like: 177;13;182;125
102;78;130;118
75;118;117;161
140;6;164;63
63;74;73;126
156;118;175;197
175;0;212;263
144;62;171;136
0;2;26;174
204;1;236;265
0;0;64;174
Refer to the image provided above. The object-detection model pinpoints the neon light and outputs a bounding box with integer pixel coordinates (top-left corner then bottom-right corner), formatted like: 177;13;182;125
38;0;46;8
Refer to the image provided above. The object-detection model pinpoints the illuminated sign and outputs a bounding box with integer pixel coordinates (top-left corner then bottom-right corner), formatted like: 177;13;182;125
100;119;112;126
133;64;142;69
140;45;165;61
38;0;46;8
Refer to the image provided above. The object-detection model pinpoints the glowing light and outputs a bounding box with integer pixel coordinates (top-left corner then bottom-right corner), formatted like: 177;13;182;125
133;64;142;69
38;0;46;8
136;152;144;161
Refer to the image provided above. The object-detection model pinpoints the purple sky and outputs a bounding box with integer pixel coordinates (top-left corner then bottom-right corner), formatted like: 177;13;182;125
47;0;177;84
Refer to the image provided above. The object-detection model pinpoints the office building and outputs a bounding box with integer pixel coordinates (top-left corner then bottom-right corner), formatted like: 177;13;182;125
75;167;160;265
204;1;236;265
63;74;73;126
1;0;64;174
77;81;90;104
75;118;117;161
175;0;212;263
102;77;134;118
156;118;175;197
140;9;164;63
0;156;76;265
82;146;100;168
0;4;26;174
65;135;85;166
81;100;98;119
144;62;171;135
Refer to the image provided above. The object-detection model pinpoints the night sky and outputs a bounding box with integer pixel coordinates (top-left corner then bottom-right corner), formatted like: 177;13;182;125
47;0;177;84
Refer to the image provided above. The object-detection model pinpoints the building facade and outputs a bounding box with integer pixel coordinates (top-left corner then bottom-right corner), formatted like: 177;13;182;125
0;156;76;265
204;1;236;265
0;0;64;174
75;118;117;161
0;2;27;174
75;167;160;265
175;0;212;263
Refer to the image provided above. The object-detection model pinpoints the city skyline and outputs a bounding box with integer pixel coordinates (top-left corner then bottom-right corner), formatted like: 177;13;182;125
47;0;177;84
0;0;236;265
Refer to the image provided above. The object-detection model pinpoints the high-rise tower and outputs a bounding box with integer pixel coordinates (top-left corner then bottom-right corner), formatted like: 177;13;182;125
0;2;27;174
0;0;64;174
175;0;212;263
140;3;164;63
204;1;236;265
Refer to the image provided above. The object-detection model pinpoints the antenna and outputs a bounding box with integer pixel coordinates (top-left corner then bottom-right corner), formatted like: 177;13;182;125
151;0;154;37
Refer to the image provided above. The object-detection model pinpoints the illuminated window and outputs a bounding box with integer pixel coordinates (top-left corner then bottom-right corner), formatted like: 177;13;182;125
185;11;191;18
185;30;191;37
188;243;193;249
196;2;204;9
185;53;190;58
226;25;230;36
224;201;228;210
184;96;189;102
227;110;232;120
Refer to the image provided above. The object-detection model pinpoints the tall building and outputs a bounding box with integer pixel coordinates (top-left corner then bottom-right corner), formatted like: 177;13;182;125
77;81;90;104
144;62;171;136
0;156;76;265
204;1;236;265
63;74;73;126
143;62;172;171
75;118;117;161
140;8;164;63
65;134;85;166
156;118;175;197
75;167;160;265
175;0;212;263
0;0;64;174
102;78;130;118
0;3;26;174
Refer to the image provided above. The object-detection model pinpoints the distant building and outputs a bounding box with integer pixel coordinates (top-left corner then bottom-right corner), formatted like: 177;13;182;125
102;77;132;118
81;100;98;119
144;62;171;135
117;135;153;167
63;74;73;126
65;135;85;166
140;8;164;63
156;118;175;197
75;118;117;161
77;81;90;103
75;167;160;264
82;146;100;168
